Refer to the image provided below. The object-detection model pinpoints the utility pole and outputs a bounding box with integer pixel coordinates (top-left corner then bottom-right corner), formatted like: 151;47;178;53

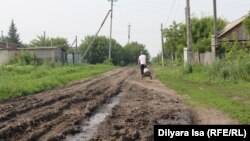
108;0;117;60
75;36;78;51
184;0;192;67
128;23;131;44
212;0;218;54
161;23;165;66
1;30;3;42
83;10;111;60
44;31;46;47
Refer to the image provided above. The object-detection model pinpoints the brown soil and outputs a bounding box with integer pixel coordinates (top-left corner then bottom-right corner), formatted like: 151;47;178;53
0;68;236;141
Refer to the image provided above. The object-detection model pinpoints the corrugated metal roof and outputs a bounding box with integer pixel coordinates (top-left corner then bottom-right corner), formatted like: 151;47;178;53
218;16;246;38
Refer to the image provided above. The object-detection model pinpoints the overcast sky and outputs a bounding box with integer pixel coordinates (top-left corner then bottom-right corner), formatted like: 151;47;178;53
0;0;249;57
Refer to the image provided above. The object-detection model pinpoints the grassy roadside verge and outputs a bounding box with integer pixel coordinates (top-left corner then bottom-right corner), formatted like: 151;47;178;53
0;64;115;100
156;64;250;124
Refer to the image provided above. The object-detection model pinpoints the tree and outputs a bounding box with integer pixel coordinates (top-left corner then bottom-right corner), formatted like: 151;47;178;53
123;42;150;65
163;22;186;60
7;20;22;45
80;35;123;65
1;35;8;42
29;35;69;50
191;16;227;52
162;16;227;61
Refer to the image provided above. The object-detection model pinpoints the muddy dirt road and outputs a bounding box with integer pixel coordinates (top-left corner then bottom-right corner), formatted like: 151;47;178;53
0;68;196;141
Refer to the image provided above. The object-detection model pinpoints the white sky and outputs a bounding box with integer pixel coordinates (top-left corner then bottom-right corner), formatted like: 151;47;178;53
0;0;249;57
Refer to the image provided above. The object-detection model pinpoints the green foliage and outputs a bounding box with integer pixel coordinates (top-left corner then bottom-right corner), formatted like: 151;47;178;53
226;45;249;61
182;64;193;74
103;58;114;65
156;64;250;123
14;50;35;65
80;36;122;65
80;36;150;66
163;21;186;60
220;36;249;61
123;42;150;65
158;16;227;64
1;36;8;42
29;36;69;50
191;16;227;52
208;57;250;82
7;20;22;45
0;64;115;100
243;12;250;35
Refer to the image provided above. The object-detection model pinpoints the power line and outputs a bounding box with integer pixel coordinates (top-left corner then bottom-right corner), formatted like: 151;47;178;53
119;0;169;10
172;0;182;22
165;0;177;26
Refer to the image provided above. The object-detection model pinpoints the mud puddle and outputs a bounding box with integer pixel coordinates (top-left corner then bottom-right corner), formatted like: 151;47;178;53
66;93;123;141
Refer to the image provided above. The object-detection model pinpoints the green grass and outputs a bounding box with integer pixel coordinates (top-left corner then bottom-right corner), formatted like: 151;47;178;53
0;64;115;100
156;64;250;124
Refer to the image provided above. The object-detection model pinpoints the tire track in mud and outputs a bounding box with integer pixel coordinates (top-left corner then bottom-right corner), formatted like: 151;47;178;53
0;68;132;141
89;71;194;141
0;67;194;141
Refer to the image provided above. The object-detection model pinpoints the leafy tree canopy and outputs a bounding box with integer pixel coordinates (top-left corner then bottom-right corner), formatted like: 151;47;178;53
80;35;123;65
123;42;150;65
162;16;227;60
79;36;150;66
29;35;69;50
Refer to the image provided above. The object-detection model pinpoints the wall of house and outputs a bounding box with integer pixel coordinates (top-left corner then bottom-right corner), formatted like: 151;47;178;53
0;42;18;49
219;23;250;41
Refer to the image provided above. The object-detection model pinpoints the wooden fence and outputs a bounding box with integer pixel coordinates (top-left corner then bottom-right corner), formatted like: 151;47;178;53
192;52;215;65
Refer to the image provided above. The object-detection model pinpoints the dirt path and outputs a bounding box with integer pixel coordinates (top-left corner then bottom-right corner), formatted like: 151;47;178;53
0;67;235;141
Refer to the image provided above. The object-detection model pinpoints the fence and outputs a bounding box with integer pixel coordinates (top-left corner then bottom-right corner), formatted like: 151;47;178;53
66;53;82;64
192;52;215;65
0;49;18;66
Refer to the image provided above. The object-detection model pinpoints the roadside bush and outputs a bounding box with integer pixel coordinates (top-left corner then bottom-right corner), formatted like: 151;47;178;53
182;64;193;74
15;50;35;65
4;65;35;74
208;55;250;82
103;58;113;65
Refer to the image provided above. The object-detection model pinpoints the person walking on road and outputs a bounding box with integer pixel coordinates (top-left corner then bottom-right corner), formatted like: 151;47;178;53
138;51;147;77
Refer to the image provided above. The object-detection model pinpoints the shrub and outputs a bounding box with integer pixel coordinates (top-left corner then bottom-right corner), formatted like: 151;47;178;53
103;58;113;65
16;50;35;65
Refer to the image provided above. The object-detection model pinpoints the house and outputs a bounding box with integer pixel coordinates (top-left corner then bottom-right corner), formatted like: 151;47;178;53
0;46;66;66
21;47;66;63
0;42;18;49
218;15;250;44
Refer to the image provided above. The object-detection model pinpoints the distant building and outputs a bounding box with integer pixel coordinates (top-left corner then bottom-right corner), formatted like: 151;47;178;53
218;15;250;44
0;46;66;66
0;42;18;49
21;47;66;63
